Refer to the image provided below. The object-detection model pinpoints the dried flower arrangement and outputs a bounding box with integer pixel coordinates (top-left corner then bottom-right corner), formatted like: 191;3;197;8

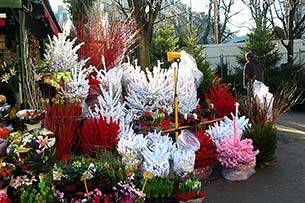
80;113;120;155
204;78;237;118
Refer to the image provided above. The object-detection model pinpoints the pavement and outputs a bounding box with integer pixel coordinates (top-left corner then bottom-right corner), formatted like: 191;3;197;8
203;112;305;203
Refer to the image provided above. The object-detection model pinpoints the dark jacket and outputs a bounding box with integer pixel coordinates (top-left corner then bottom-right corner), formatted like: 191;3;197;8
243;58;263;89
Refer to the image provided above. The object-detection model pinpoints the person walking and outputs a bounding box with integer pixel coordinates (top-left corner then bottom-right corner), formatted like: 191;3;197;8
243;51;263;90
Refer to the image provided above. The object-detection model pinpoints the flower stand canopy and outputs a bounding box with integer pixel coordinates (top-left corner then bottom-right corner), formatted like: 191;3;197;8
0;0;61;108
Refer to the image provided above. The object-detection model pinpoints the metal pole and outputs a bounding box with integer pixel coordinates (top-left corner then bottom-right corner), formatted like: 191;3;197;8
174;59;180;141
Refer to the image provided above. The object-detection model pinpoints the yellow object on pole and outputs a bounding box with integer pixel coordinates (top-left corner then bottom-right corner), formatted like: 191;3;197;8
174;66;179;141
167;51;181;141
167;52;181;63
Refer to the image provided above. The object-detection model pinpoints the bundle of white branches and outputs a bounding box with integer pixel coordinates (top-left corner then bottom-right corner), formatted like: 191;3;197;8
44;31;85;72
206;114;251;143
117;127;146;166
90;62;125;123
124;61;174;116
60;63;93;102
141;131;176;177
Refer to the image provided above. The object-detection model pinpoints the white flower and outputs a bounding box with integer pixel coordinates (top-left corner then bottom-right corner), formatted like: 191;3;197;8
9;67;16;76
34;72;43;81
1;73;10;83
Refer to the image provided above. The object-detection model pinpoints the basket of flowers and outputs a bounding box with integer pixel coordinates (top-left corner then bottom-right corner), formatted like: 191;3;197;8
6;128;55;173
175;175;205;203
16;109;45;131
0;162;15;193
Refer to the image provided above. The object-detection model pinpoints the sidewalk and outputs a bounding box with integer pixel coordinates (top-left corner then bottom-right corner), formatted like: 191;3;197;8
203;112;305;203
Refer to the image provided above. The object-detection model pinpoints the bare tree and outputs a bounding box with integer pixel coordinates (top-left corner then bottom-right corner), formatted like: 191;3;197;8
213;0;240;43
270;0;305;65
114;0;163;68
242;0;273;29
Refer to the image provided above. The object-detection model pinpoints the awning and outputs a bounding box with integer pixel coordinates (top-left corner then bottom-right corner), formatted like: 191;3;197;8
42;0;61;36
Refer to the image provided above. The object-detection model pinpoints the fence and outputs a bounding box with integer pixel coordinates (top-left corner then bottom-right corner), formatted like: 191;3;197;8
202;39;305;75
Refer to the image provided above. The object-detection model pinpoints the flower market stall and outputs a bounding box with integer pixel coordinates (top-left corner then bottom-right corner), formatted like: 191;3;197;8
0;1;290;203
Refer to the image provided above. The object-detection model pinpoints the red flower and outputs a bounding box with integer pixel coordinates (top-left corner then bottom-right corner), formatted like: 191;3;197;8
144;111;150;117
196;104;201;110
160;119;171;128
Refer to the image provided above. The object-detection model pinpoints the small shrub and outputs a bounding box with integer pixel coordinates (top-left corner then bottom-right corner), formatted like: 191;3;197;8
243;122;277;167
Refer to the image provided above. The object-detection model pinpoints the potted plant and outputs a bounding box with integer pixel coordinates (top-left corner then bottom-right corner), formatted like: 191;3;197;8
16;109;46;131
80;114;120;156
175;175;206;203
0;162;15;193
216;117;259;181
53;155;97;194
194;128;218;179
113;173;145;203
6;128;56;173
144;177;175;202
69;188;114;203
137;109;171;132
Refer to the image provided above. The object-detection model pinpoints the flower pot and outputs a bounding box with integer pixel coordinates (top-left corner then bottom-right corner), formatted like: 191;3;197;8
194;165;213;179
175;190;206;203
25;122;42;131
221;160;256;181
63;183;78;194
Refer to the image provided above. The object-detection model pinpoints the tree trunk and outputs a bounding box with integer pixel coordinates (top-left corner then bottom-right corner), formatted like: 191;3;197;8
128;0;162;68
287;7;294;65
287;39;294;65
213;0;220;44
138;27;152;68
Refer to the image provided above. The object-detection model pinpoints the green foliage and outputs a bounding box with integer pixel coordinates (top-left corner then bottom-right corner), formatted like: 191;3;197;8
236;27;281;87
152;22;179;68
243;122;277;167
177;176;202;195
18;181;57;203
144;177;175;198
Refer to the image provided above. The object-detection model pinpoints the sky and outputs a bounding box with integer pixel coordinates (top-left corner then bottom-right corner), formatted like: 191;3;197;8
50;0;252;37
180;0;253;36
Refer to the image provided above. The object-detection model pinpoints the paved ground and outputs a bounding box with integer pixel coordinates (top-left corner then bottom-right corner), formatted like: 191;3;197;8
203;112;305;203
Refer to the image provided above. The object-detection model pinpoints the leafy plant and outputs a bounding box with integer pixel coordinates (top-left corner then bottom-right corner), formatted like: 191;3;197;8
177;176;202;195
53;155;97;185
144;177;175;198
95;150;124;186
137;109;171;129
243;122;277;167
